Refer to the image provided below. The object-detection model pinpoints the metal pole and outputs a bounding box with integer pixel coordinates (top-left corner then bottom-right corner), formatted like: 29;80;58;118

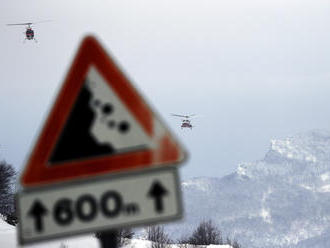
98;230;118;248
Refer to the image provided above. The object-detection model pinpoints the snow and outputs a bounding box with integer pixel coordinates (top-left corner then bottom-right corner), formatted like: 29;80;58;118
0;217;99;248
28;236;99;248
123;240;232;248
181;178;215;192
268;130;330;164
0;218;232;248
319;185;330;193
236;164;246;176
260;208;272;224
320;172;330;181
0;217;16;248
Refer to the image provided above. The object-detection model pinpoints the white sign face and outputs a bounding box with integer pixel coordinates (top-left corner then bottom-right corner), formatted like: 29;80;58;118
86;66;153;151
17;168;182;245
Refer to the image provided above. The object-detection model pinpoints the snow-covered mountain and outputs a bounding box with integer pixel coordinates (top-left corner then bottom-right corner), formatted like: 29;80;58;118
165;130;330;248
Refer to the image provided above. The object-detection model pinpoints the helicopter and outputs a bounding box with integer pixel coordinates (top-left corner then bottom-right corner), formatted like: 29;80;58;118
171;114;196;129
6;20;51;42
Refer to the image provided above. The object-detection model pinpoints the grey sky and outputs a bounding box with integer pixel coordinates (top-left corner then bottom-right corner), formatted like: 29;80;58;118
1;0;330;180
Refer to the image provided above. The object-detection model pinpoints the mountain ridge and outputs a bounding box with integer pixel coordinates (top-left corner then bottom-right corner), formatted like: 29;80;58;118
165;130;330;248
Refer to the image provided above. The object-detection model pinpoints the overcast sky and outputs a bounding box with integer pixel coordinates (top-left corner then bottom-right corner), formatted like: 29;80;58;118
1;0;330;180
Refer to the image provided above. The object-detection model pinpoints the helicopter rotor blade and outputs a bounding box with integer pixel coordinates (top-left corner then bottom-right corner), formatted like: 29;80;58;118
7;23;33;26
171;113;198;119
189;114;200;119
171;113;188;118
6;20;52;26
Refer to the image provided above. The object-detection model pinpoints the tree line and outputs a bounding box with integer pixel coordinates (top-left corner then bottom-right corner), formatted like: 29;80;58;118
146;220;241;248
96;221;242;248
0;160;17;225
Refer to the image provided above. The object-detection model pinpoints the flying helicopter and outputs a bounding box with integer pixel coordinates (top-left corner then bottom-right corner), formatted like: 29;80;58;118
171;114;196;129
6;20;51;42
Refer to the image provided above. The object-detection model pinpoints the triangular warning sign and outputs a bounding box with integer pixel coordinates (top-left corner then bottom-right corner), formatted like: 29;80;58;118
21;36;186;187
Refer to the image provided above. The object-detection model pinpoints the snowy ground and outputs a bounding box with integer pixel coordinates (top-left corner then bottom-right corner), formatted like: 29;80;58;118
0;219;232;248
0;218;98;248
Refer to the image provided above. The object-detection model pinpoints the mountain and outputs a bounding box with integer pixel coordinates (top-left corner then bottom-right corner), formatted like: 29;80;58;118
165;130;330;248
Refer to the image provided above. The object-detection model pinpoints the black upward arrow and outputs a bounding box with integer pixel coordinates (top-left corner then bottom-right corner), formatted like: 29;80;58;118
147;181;168;213
28;200;48;232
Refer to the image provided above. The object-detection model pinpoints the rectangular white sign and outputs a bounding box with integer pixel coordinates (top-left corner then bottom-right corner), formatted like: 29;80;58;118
17;168;182;245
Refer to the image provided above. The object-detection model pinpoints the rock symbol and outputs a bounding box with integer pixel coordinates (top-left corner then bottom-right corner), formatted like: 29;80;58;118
93;99;130;134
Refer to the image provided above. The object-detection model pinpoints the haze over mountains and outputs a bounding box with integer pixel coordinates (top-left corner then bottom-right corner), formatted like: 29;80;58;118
165;130;330;248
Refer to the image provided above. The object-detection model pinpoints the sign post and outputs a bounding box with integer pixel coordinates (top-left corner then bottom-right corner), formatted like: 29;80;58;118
17;36;186;245
98;230;118;248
